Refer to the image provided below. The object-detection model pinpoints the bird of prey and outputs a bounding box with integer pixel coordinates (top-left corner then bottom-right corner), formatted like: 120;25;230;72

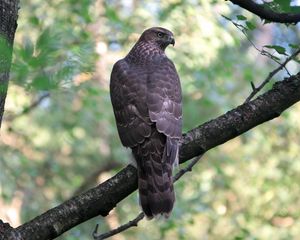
110;27;182;219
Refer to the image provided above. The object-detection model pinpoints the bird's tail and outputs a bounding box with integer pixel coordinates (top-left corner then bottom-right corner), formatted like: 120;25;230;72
133;131;178;219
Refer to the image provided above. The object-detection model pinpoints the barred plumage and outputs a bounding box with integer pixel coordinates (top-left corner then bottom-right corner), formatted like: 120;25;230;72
110;27;182;219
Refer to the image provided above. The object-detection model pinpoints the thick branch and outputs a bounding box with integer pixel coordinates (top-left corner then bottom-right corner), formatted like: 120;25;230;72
0;0;19;127
5;72;299;240
229;0;300;24
180;73;300;162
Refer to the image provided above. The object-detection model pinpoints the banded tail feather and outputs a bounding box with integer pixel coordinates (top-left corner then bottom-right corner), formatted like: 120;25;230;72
132;128;178;219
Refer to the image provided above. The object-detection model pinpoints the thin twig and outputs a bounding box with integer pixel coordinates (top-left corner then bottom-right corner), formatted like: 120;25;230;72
224;17;300;102
93;154;204;240
93;213;145;240
173;154;204;182
229;18;290;73
7;92;50;121
245;48;300;103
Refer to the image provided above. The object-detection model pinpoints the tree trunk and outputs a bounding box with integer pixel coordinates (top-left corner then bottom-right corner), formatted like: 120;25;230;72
0;0;19;127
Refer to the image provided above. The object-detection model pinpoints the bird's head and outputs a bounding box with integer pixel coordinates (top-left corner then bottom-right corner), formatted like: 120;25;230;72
139;27;175;50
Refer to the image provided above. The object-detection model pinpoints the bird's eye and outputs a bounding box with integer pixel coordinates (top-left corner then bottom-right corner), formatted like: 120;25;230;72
157;32;163;38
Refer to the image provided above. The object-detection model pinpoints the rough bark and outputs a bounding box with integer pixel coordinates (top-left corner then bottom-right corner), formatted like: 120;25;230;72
3;72;299;240
229;0;300;24
180;73;300;161
0;0;19;127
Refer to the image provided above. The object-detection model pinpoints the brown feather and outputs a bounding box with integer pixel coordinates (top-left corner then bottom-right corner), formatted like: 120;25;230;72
110;27;182;218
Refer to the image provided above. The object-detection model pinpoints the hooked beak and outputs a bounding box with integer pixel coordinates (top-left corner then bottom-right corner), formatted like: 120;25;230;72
168;35;175;46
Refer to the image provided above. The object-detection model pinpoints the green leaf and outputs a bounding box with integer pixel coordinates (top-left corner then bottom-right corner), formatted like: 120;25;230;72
290;6;300;14
105;6;120;23
262;0;300;14
36;28;51;51
289;43;299;49
273;0;292;12
264;45;287;55
36;28;59;54
246;21;256;30
29;16;39;26
31;74;57;90
236;15;247;21
22;37;34;59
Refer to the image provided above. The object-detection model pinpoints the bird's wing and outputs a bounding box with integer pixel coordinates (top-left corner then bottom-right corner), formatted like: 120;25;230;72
147;58;182;140
110;59;152;148
111;57;182;218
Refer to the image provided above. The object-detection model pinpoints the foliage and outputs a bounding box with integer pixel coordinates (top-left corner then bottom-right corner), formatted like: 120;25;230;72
1;0;300;239
264;0;300;14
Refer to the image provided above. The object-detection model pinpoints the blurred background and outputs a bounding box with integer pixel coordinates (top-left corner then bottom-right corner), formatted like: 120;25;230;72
1;0;300;239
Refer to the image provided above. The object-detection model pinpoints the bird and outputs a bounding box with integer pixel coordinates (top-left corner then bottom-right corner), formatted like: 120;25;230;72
110;27;182;219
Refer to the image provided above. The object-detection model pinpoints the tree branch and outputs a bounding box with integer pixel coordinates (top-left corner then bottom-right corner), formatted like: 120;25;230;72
179;73;300;163
93;212;144;240
93;155;204;240
228;0;300;24
2;72;299;240
245;48;300;103
0;0;20;128
6;92;50;121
